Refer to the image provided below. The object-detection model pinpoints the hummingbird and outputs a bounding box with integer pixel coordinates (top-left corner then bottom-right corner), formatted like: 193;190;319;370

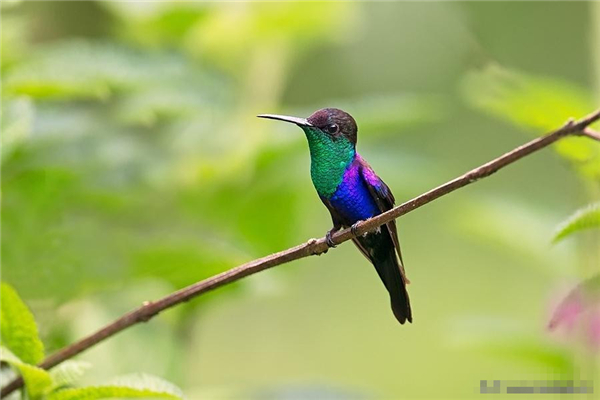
258;108;412;324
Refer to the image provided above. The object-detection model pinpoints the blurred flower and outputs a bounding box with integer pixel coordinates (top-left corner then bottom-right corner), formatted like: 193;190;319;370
548;276;600;349
548;290;584;331
588;313;600;350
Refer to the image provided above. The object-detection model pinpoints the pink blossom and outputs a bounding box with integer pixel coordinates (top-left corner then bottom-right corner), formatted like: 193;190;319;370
548;280;600;352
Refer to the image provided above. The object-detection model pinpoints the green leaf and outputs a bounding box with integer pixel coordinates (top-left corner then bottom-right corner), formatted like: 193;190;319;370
461;65;599;177
553;203;600;243
49;360;92;389
48;373;184;400
0;282;45;364
108;374;184;398
0;346;54;400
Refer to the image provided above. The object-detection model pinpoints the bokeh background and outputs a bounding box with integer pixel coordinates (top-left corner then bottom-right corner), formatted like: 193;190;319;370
2;1;600;399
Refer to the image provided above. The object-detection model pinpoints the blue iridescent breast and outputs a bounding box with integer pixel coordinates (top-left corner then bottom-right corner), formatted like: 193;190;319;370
328;162;380;224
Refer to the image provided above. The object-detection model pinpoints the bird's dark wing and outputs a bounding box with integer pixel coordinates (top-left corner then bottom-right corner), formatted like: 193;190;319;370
357;157;408;281
319;196;345;229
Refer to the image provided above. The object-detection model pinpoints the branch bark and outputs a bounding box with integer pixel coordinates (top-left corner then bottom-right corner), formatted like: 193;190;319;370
2;109;599;397
581;127;600;141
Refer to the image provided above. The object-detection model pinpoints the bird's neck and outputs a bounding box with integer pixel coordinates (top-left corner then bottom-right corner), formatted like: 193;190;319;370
302;127;356;197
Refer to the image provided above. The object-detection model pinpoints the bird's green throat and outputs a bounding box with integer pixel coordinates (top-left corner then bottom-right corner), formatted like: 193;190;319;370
301;126;356;197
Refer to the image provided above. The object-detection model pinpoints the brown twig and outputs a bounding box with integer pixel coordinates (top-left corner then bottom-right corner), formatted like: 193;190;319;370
581;127;600;141
2;109;599;397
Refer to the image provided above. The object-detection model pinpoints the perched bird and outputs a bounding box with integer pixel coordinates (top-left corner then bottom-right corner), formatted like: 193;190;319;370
258;108;412;324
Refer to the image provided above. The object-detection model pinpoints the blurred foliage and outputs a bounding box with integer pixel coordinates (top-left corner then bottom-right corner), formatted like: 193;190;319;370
462;64;600;178
46;374;184;400
453;198;574;276
461;59;600;362
0;283;184;400
1;346;54;400
1;2;440;303
50;361;92;390
448;315;574;375
1;1;599;399
553;202;600;243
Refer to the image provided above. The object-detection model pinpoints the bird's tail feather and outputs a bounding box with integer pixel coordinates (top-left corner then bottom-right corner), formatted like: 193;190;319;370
354;232;412;324
375;249;412;324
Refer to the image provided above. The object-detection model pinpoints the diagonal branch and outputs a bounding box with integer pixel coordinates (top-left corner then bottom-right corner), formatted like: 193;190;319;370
2;109;599;397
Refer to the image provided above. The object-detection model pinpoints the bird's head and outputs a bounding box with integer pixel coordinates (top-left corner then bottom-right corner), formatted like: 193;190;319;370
258;108;358;146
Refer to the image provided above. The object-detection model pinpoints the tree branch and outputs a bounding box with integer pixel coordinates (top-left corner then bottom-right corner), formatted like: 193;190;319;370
2;109;599;397
581;127;600;141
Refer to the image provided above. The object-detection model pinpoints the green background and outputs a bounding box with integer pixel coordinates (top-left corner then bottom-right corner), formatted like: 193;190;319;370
2;2;599;398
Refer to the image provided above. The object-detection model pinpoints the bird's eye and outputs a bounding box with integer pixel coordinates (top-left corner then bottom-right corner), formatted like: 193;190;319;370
325;124;339;134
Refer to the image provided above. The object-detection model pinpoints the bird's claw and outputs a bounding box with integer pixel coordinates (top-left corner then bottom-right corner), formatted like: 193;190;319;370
351;221;362;236
325;231;337;248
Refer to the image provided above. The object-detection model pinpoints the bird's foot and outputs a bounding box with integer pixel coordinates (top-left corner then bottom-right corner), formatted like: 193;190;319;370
325;230;337;248
351;221;363;237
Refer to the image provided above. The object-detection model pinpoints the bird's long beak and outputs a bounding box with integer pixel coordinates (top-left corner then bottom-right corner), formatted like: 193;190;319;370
257;114;313;127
